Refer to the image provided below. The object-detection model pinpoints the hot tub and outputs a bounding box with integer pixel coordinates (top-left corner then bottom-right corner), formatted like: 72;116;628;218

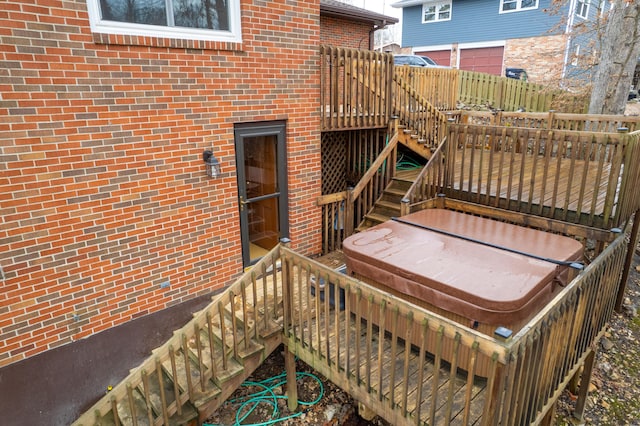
342;208;583;375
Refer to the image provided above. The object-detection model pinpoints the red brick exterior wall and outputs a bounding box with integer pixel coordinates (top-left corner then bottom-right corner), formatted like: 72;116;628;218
321;15;372;49
0;0;322;367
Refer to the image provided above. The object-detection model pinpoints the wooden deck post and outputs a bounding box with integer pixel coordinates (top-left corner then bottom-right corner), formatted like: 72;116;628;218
345;188;354;237
284;345;299;413
400;197;410;217
615;208;640;312
574;349;596;420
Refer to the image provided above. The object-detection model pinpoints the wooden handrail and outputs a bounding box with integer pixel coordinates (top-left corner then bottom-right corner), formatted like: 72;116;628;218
350;131;398;200
73;248;284;426
456;110;640;133
401;135;448;216
316;191;348;206
392;72;448;147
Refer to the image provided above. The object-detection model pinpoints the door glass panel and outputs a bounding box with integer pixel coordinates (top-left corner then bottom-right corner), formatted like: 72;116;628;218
244;135;277;198
248;197;280;255
242;134;280;265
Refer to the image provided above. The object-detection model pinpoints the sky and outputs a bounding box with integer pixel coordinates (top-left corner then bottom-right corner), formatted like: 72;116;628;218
344;0;404;46
347;0;403;19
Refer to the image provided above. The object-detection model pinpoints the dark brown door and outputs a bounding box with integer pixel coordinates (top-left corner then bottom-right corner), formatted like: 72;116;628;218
235;122;288;268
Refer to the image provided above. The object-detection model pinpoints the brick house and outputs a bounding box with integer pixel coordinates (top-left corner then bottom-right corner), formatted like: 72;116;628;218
0;0;396;424
391;0;602;83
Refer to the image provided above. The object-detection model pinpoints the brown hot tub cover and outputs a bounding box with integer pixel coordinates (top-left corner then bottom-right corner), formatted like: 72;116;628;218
343;209;583;328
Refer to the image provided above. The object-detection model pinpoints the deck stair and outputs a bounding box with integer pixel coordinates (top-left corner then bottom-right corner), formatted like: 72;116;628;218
397;124;433;160
357;169;419;231
73;255;286;426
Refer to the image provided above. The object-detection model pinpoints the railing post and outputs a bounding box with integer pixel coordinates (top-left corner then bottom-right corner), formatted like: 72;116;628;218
345;187;354;237
400;197;410;217
280;238;292;337
547;110;555;130
615;208;640;312
284;345;299;413
281;236;299;413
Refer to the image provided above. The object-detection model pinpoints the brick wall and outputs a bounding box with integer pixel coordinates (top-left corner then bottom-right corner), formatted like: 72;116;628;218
321;15;372;49
504;35;567;84
0;0;322;367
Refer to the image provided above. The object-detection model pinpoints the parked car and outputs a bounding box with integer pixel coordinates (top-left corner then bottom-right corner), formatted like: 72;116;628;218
506;67;528;81
393;54;447;68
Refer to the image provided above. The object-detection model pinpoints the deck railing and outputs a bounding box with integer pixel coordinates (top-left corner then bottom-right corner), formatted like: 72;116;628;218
402;123;640;229
280;245;506;426
73;250;284;426
456;110;640;133
280;213;630;425
320;45;394;131
316;130;399;254
394;66;458;110
496;227;627;424
400;136;448;216
609;130;640;226
392;72;449;148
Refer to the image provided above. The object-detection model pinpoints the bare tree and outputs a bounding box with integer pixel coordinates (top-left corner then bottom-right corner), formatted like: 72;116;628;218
588;0;640;114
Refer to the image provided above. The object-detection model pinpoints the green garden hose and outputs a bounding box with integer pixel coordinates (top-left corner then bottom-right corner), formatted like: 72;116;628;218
203;371;324;426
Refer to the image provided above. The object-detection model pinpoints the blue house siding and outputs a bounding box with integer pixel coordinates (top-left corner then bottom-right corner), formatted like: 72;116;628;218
401;0;563;47
563;1;602;81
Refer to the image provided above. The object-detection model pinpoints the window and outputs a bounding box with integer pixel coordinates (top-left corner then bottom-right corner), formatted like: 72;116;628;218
500;0;538;13
571;45;580;66
86;0;242;43
422;1;452;23
576;0;590;19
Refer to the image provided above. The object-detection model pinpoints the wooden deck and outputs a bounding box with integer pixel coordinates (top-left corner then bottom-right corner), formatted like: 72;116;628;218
448;147;612;217
291;308;488;426
295;251;488;425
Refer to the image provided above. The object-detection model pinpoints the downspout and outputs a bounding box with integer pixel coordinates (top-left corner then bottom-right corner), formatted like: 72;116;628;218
562;0;578;80
370;24;380;50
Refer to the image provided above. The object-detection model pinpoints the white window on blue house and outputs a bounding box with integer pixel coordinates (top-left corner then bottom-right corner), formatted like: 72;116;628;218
422;1;452;23
576;0;590;19
86;0;242;43
500;0;538;13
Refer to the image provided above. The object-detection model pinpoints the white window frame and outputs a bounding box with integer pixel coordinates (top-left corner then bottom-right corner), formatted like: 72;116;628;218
422;1;452;24
499;0;539;14
576;0;590;19
571;45;580;66
85;0;242;44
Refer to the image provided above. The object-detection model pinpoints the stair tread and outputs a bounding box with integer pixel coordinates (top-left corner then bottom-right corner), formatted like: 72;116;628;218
376;200;400;209
385;184;406;193
131;366;187;425
366;212;391;222
116;388;150;426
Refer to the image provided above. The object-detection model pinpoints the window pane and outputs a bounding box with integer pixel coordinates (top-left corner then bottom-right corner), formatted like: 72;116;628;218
502;0;517;11
173;0;229;30
438;3;450;19
521;0;537;8
423;5;436;21
100;0;166;25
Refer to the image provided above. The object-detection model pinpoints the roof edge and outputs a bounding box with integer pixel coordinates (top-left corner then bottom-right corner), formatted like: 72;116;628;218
320;0;399;26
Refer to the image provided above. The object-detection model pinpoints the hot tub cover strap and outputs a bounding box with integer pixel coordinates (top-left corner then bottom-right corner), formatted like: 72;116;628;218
391;216;584;270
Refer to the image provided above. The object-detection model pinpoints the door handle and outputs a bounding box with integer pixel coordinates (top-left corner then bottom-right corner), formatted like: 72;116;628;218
239;196;248;211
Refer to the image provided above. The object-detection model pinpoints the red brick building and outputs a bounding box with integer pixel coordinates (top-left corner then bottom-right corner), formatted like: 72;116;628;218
0;0;396;423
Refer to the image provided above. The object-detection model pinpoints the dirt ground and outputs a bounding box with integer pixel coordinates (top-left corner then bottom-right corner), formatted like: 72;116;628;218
626;101;640;116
